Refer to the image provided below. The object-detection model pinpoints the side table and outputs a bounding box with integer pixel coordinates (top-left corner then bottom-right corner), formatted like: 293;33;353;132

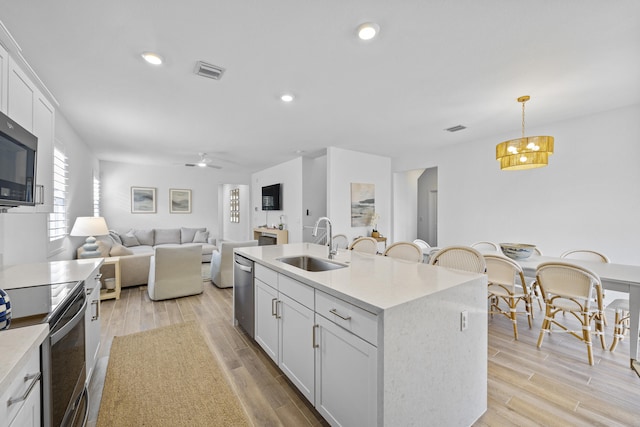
100;256;121;301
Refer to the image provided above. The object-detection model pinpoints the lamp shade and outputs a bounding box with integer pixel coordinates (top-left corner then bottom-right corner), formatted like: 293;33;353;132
70;217;109;237
496;96;554;170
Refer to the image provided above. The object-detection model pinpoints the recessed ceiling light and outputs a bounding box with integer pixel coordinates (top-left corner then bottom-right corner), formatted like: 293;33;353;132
141;52;163;65
357;22;380;41
281;93;294;102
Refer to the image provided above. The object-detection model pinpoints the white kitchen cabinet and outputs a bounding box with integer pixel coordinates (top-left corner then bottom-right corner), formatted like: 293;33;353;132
85;265;102;383
8;375;41;427
0;344;42;427
7;56;34;131
253;266;316;404
6;55;55;213
254;278;279;362
315;314;378;427
0;43;8;113
278;292;315;403
32;93;54;212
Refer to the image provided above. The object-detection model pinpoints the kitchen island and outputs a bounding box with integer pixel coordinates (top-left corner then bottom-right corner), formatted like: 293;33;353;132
235;243;487;427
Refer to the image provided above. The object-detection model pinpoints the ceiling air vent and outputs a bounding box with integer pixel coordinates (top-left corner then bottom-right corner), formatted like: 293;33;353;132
194;61;226;80
445;125;467;132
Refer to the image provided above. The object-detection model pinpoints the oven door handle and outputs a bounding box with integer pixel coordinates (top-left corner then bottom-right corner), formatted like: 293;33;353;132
50;299;88;346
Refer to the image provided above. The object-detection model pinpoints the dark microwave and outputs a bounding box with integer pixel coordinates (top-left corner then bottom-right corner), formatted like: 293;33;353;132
0;110;38;208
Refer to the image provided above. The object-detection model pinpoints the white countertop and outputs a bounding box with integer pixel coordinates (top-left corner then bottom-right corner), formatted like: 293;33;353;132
0;259;103;290
0;324;49;390
235;243;483;314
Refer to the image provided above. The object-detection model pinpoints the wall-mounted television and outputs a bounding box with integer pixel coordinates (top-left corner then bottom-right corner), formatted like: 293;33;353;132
262;183;281;211
0;110;38;208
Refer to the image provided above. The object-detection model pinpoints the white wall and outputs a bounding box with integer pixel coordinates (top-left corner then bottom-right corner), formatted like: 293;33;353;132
302;155;327;243
52;112;100;260
1;112;98;266
251;157;303;243
393;169;423;243
100;160;250;240
220;183;251;242
394;104;640;265
327;147;392;242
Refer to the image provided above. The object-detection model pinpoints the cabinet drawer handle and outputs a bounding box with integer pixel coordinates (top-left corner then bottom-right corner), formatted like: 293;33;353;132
312;324;319;348
36;185;44;205
276;300;282;319
91;299;100;321
329;308;351;321
7;372;41;406
271;298;277;317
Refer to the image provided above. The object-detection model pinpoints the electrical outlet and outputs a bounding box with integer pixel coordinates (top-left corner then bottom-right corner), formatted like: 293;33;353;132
460;310;468;331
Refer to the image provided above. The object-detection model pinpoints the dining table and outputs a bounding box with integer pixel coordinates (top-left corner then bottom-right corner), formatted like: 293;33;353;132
516;255;640;374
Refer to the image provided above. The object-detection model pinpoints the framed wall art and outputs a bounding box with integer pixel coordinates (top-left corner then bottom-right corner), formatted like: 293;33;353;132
131;187;156;213
350;183;375;227
170;188;192;214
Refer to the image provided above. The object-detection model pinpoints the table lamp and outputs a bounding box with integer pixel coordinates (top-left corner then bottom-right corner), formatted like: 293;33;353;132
70;216;109;258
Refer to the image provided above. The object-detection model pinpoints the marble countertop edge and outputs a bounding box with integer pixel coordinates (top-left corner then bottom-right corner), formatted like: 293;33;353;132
0;324;49;390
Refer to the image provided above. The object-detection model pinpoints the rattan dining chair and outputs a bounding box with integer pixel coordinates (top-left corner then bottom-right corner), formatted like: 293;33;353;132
471;241;501;253
535;261;606;365
413;239;431;262
560;249;611;263
429;246;486;273
383;242;423;262
607;298;630;352
560;249;611;325
528;247;545;310
332;234;349;250
484;254;533;340
348;237;378;254
413;239;430;249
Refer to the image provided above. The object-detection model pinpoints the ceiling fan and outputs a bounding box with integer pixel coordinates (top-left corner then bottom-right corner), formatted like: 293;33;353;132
185;153;222;169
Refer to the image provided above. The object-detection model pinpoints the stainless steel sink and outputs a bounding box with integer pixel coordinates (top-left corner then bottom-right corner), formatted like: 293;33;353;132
277;255;348;272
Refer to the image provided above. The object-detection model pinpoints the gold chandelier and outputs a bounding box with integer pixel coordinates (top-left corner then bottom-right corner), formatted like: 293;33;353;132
496;96;554;170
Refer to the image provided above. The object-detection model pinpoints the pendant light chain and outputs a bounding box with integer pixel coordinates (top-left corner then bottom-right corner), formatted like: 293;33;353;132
496;95;554;170
521;99;526;139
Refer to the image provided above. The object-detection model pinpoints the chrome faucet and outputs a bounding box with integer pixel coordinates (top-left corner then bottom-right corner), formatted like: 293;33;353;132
312;216;336;259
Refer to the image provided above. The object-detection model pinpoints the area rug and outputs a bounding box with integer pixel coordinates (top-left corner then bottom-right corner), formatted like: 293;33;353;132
96;321;250;427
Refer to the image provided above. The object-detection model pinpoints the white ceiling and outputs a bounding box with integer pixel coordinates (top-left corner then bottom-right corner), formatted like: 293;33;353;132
1;1;638;173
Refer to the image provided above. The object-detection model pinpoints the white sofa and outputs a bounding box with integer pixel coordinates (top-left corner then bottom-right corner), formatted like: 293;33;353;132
210;240;259;288
78;227;218;288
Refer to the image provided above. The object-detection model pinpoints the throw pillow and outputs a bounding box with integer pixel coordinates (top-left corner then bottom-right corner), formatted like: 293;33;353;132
109;230;122;245
155;229;181;245
121;232;140;247
181;227;206;244
193;230;209;243
110;244;134;256
133;229;154;246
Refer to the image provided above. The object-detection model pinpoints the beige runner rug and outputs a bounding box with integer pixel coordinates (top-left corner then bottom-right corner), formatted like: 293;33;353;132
97;321;250;426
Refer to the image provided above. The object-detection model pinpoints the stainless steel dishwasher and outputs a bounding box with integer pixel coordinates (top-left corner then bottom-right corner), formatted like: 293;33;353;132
233;254;255;338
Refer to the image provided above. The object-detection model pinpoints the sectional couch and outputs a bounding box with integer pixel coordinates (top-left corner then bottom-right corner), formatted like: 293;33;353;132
77;227;218;288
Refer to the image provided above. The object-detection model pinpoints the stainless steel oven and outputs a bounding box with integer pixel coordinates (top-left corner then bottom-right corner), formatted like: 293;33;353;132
6;280;88;427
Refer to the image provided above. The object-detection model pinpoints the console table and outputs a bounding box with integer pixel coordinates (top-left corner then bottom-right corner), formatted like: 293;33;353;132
253;227;288;244
373;236;388;252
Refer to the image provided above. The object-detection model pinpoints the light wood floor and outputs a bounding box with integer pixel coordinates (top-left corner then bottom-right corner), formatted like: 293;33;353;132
87;282;640;427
